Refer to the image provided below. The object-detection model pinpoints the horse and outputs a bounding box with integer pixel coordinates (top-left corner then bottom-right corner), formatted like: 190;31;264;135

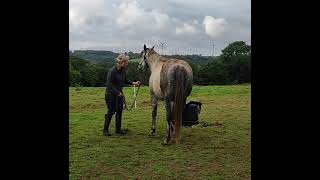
138;44;193;144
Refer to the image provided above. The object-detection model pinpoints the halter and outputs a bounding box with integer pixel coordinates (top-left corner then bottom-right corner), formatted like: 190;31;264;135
138;50;147;67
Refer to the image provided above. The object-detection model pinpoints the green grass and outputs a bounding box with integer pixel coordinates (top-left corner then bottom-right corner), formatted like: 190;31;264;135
69;85;251;180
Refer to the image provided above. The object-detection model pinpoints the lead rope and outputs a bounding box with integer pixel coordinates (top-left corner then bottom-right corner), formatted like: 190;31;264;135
121;66;145;111
122;85;140;111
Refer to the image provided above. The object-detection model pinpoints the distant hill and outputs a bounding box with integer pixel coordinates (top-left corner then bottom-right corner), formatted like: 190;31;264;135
70;50;118;64
70;50;219;65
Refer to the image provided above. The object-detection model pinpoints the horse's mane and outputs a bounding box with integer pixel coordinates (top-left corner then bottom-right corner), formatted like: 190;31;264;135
147;49;157;56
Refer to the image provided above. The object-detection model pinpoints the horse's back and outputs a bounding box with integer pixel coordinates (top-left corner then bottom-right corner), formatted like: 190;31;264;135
161;59;193;75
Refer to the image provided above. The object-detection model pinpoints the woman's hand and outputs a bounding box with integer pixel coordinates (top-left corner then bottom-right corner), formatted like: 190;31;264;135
133;81;141;86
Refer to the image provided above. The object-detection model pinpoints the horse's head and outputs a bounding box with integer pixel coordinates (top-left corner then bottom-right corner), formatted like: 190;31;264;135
138;44;155;71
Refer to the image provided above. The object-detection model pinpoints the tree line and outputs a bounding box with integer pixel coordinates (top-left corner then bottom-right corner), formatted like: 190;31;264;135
69;41;250;87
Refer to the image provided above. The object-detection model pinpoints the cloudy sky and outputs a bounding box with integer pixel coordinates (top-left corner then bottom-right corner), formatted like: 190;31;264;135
69;0;250;56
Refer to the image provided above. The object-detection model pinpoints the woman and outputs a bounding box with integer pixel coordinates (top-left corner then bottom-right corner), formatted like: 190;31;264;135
103;54;140;137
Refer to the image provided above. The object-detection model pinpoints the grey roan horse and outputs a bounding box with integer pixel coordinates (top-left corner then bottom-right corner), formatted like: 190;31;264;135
138;45;193;144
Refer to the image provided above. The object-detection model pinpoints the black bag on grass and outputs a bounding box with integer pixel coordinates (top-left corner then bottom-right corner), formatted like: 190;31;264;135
182;101;202;127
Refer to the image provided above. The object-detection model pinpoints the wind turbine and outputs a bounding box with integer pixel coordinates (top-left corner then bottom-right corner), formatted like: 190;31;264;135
158;40;167;55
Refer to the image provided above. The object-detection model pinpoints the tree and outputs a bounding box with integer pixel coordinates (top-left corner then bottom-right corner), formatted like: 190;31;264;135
220;41;251;84
69;41;251;87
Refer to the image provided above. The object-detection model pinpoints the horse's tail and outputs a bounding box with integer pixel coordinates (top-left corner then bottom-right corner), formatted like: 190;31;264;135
173;66;186;144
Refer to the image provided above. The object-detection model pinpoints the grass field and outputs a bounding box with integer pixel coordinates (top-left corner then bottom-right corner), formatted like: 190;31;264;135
69;85;251;179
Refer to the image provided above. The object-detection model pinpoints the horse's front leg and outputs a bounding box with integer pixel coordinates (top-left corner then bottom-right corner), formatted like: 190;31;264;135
163;100;173;145
149;94;158;136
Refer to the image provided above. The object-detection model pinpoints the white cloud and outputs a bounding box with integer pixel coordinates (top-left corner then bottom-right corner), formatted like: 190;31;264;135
203;16;228;39
69;0;250;56
115;1;173;32
152;10;171;30
69;0;109;30
176;23;199;35
69;8;85;28
116;1;145;28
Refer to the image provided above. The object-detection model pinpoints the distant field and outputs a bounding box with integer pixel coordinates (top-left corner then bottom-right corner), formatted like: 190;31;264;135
130;58;141;62
69;85;251;179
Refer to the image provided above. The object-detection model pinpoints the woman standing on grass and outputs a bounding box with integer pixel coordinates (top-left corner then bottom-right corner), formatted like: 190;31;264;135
103;54;140;137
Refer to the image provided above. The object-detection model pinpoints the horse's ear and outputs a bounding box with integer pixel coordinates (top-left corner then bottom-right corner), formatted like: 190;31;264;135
144;44;147;51
151;45;155;50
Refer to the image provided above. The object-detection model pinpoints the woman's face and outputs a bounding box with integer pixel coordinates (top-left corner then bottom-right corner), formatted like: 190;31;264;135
119;60;129;69
124;60;129;67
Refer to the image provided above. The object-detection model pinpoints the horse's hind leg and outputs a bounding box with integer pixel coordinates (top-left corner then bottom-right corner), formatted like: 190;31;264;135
149;94;158;136
163;100;173;145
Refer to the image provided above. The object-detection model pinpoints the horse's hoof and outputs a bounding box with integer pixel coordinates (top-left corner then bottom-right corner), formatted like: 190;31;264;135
162;138;169;145
149;132;155;136
149;130;155;136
